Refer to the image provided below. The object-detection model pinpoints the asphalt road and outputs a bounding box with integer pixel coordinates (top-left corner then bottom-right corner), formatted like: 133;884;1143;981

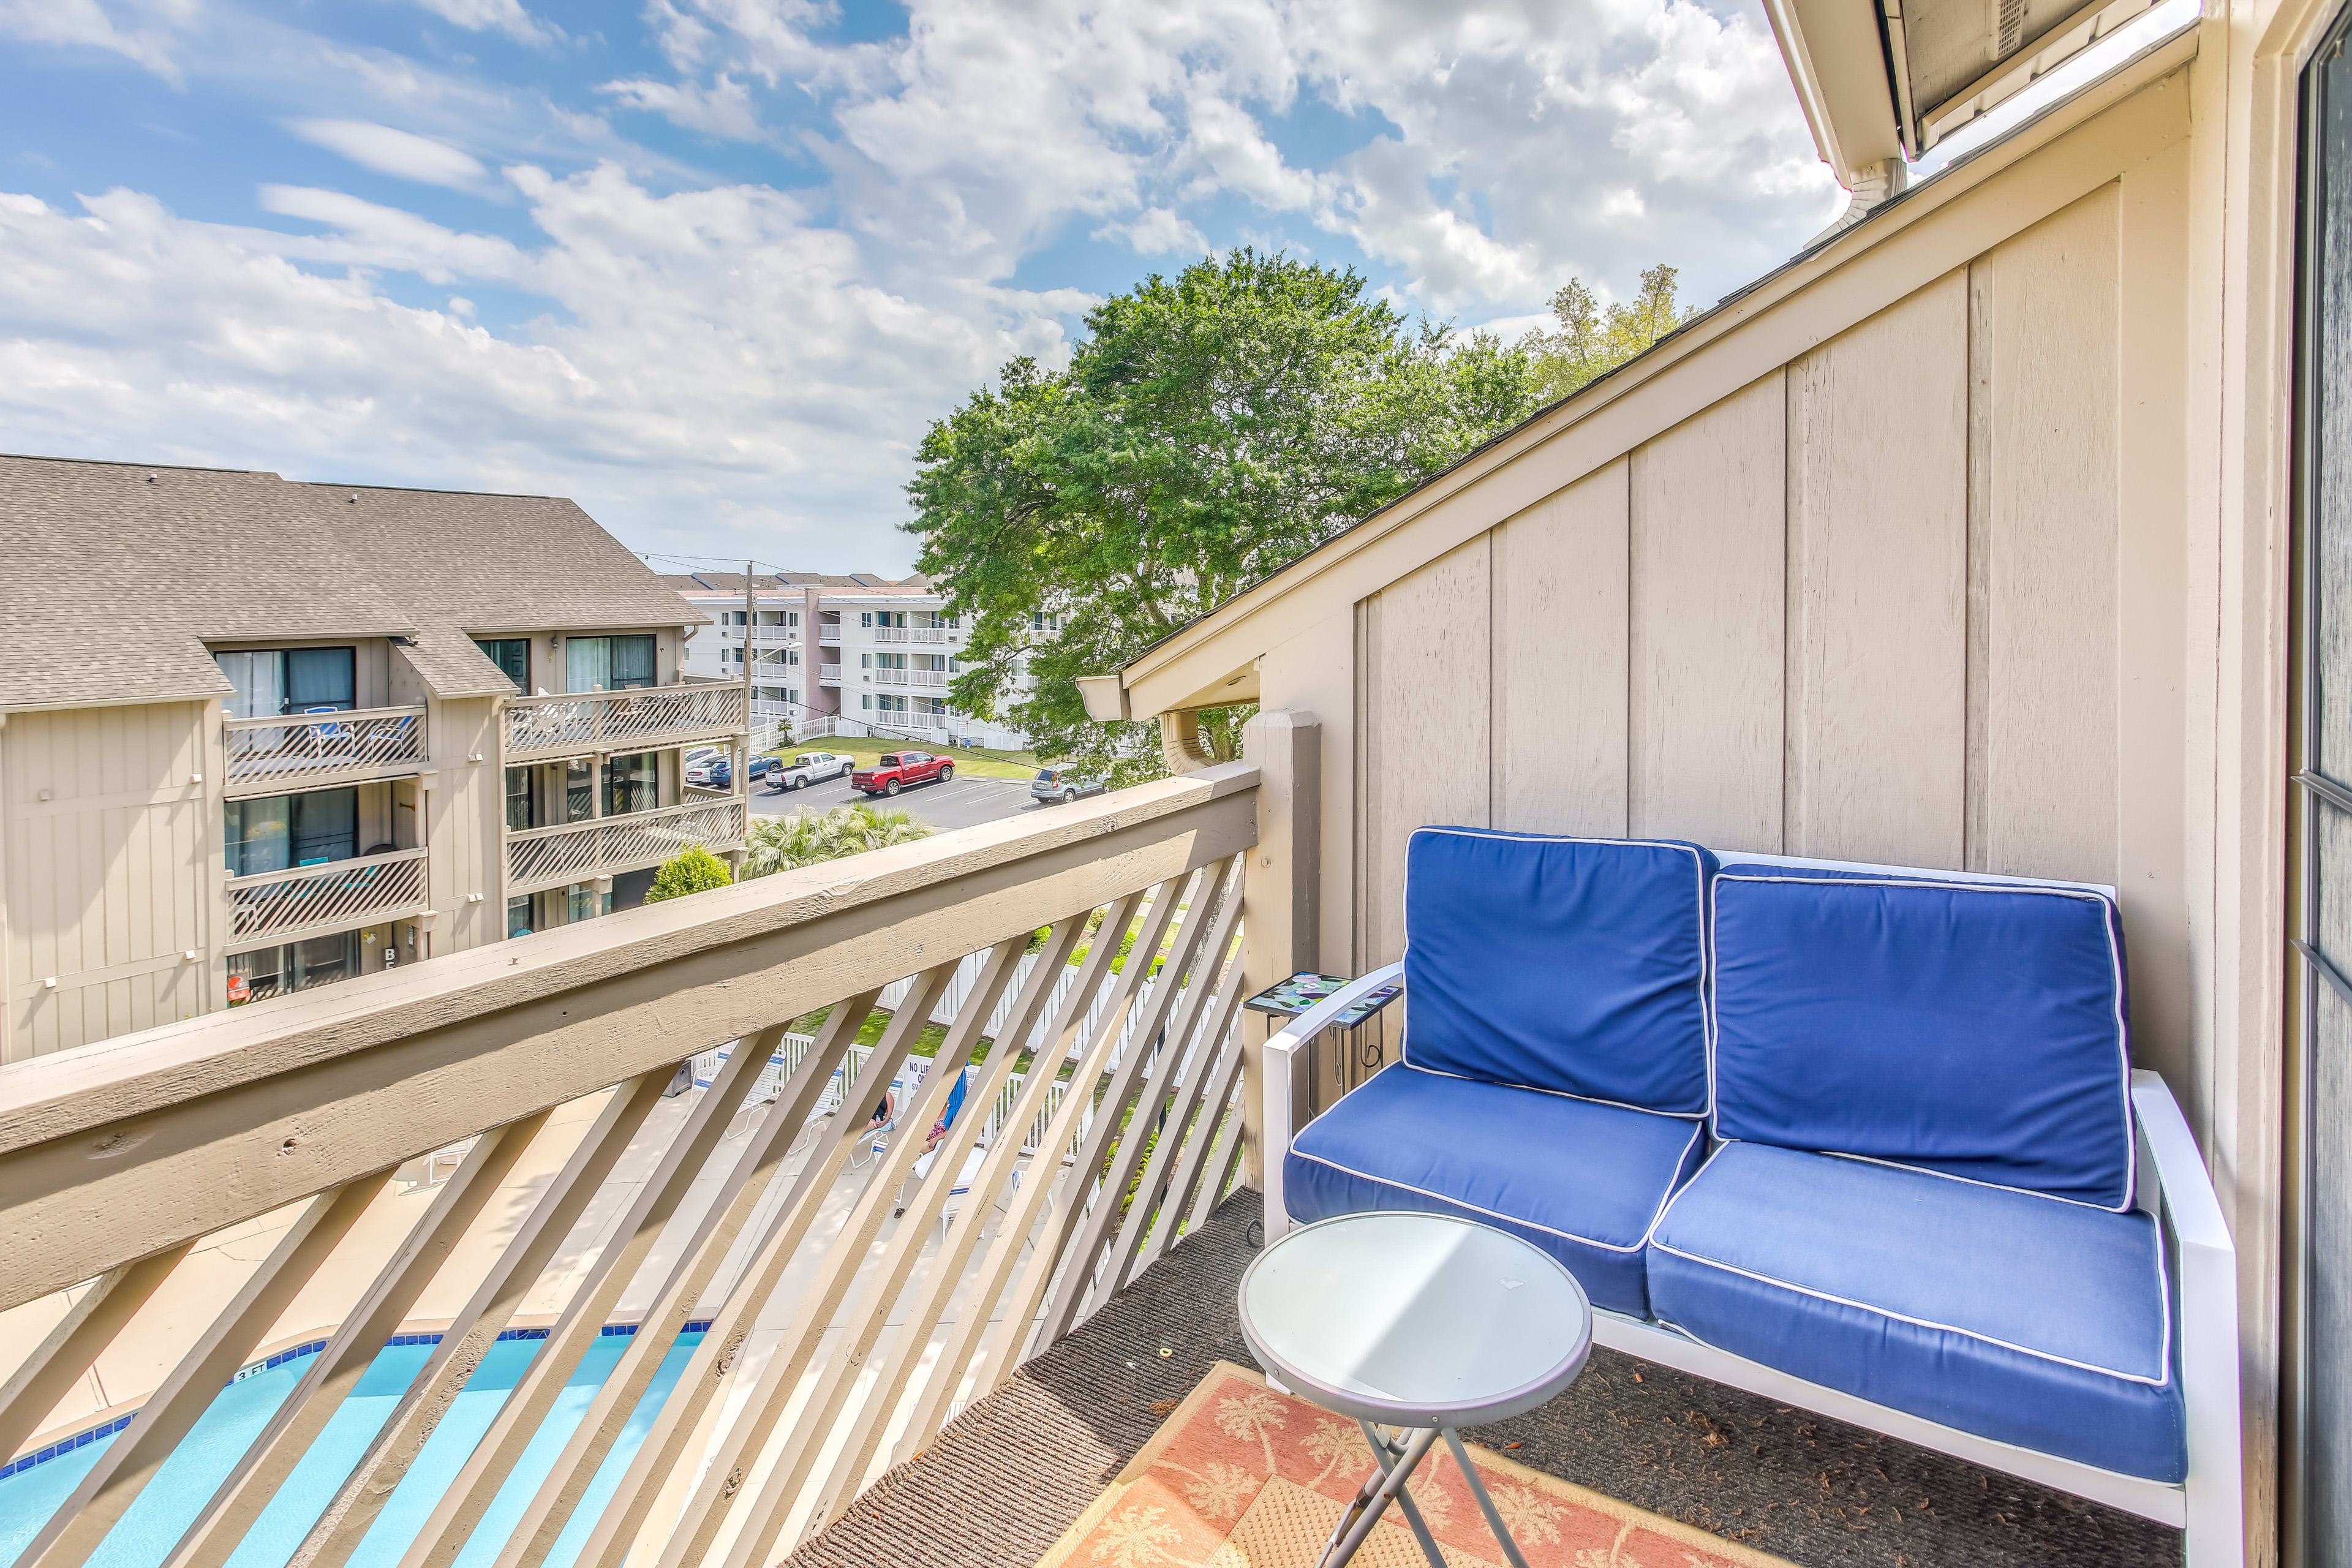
747;769;1049;832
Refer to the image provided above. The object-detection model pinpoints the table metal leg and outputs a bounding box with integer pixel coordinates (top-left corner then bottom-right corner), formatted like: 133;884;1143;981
1356;1421;1447;1568
1444;1428;1532;1568
1310;1425;1440;1568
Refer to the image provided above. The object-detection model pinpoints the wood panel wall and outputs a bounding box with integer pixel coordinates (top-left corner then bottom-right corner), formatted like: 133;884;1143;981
1354;187;2149;1017
3;703;211;1060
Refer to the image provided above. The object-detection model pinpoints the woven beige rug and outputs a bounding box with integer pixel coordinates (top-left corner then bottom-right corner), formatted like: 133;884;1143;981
1036;1363;1793;1568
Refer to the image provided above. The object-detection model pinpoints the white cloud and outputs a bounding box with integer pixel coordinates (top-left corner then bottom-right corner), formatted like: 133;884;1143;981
407;0;553;47
0;0;1848;568
597;74;764;141
286;119;492;190
0;0;197;84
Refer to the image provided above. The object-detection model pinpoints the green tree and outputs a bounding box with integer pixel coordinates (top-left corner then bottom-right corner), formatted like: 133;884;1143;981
905;247;1547;786
1520;263;1698;403
742;804;933;877
645;843;733;902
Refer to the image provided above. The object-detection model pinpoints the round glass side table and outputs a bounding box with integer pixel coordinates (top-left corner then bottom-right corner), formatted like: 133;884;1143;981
1237;1211;1593;1568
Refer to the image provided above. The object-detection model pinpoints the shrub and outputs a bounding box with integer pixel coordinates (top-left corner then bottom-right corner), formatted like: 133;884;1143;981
646;843;734;902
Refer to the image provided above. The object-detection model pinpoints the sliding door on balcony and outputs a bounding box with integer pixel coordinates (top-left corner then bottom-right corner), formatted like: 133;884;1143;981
564;634;655;692
216;646;356;717
224;788;358;875
2294;26;2352;1562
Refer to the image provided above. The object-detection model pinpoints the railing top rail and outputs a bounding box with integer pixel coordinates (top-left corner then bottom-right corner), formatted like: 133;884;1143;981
0;761;1258;1310
224;846;429;889
502;800;728;845
223;704;427;730
503;681;745;708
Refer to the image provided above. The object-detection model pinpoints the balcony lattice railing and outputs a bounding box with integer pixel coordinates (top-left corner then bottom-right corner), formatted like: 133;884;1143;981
502;684;747;764
0;764;1258;1568
506;799;747;894
225;848;429;945
222;706;426;796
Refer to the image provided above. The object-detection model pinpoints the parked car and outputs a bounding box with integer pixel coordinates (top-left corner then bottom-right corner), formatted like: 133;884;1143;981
1031;766;1107;805
685;752;774;788
768;751;854;791
850;752;953;797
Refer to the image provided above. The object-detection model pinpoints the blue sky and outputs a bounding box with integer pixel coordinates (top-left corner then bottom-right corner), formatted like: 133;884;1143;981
0;0;1844;571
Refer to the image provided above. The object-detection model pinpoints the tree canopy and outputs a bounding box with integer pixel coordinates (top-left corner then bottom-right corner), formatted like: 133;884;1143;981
1520;263;1698;403
645;843;733;902
905;249;1694;783
742;804;931;876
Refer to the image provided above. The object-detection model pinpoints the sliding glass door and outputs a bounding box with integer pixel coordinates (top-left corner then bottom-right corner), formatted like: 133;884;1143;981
2294;24;2352;1562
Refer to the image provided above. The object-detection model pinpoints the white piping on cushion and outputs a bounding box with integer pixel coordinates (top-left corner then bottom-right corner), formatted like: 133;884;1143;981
1645;1152;2174;1387
1704;872;2137;1213
1392;1059;1707;1121
1288;1113;1705;1257
1399;827;1715;1117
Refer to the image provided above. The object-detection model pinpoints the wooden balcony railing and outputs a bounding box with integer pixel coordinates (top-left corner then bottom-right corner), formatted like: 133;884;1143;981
0;763;1257;1568
222;706;426;796
505;799;748;895
502;684;747;764
225;848;429;946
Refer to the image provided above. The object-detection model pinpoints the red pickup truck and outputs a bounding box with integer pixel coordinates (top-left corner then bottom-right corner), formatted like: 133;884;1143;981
850;751;954;797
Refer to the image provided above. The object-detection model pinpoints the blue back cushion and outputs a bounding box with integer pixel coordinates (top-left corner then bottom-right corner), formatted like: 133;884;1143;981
1709;867;2134;1208
1403;829;1716;1114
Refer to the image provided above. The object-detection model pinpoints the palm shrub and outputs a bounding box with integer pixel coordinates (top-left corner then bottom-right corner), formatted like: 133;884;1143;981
744;804;933;877
646;843;734;902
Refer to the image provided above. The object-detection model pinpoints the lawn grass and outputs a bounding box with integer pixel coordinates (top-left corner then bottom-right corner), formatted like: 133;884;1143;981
762;736;1040;781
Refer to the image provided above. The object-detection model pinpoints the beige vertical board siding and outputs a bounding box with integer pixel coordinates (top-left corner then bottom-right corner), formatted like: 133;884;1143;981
1969;186;2122;886
1490;458;1632;837
1628;372;1788;850
4;703;209;1060
1782;273;1970;867
2114;145;2194;1090
1358;535;1490;967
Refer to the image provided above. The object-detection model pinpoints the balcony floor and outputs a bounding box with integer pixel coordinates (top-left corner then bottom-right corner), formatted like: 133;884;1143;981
791;1192;2181;1568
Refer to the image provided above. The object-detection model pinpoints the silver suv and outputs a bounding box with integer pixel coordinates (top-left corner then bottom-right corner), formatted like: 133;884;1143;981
1030;766;1106;805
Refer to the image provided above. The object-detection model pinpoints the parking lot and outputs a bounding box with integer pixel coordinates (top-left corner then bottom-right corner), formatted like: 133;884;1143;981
747;768;1046;832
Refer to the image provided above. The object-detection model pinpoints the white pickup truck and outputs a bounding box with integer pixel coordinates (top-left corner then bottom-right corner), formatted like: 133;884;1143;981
767;751;854;792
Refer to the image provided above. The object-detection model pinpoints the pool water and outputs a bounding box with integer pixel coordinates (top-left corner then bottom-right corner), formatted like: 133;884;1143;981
0;1330;705;1568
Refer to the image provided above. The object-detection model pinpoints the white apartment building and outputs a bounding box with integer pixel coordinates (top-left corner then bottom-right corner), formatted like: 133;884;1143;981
0;456;753;1060
667;571;1042;751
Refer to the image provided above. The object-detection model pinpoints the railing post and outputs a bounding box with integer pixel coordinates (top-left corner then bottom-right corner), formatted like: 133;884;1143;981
1240;708;1319;1191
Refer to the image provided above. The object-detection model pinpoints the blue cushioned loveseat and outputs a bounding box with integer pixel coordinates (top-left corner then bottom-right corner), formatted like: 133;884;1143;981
1264;829;2241;1563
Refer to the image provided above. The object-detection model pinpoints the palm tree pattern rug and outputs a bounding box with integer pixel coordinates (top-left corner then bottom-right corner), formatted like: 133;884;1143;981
1035;1363;1796;1568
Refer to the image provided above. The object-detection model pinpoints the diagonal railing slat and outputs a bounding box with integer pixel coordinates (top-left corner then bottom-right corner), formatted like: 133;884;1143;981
502;684;747;762
295;1073;673;1568
506;801;745;894
224;706;426;794
1139;1020;1250;1278
164;1113;552;1568
17;1177;393;1568
228;849;428;944
0;1243;195;1470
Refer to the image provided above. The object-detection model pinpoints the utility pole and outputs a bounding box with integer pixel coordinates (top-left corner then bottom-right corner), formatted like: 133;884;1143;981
742;560;757;790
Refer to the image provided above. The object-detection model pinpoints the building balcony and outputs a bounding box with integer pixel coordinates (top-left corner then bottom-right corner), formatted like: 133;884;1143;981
504;797;748;895
222;706;426;797
818;624;842;647
818;663;843;686
223;846;429;948
501;682;747;765
872;627;949;644
0;755;2192;1568
868;668;948;689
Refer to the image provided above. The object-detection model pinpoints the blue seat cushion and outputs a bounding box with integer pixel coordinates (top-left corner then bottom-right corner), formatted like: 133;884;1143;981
1285;1063;1705;1316
1403;828;1716;1112
1710;865;2135;1208
1647;1141;2184;1482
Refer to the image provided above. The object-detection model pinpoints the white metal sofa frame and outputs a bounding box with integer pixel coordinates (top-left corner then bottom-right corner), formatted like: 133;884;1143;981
1260;851;2244;1566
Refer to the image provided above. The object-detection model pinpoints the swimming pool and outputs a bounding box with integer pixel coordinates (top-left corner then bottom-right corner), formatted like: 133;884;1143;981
0;1328;706;1568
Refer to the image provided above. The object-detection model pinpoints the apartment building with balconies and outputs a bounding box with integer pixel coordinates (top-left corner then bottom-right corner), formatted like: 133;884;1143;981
669;570;1037;749
0;455;750;1060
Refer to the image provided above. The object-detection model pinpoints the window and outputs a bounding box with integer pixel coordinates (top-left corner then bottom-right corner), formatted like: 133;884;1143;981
876;652;907;670
225;788;358;876
566;758;595;823
216;647;357;718
605;752;657;816
725;610;748;626
914;696;946;715
475;639;529;690
507;895;533;939
859;611;872;628
860;652;872;669
565;882;611;924
788;610;801;627
564;634;655;692
505;766;535;832
228;930;362;1004
756;610;788;627
1028;612;1060;631
873;694;907;714
917;654;948;672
